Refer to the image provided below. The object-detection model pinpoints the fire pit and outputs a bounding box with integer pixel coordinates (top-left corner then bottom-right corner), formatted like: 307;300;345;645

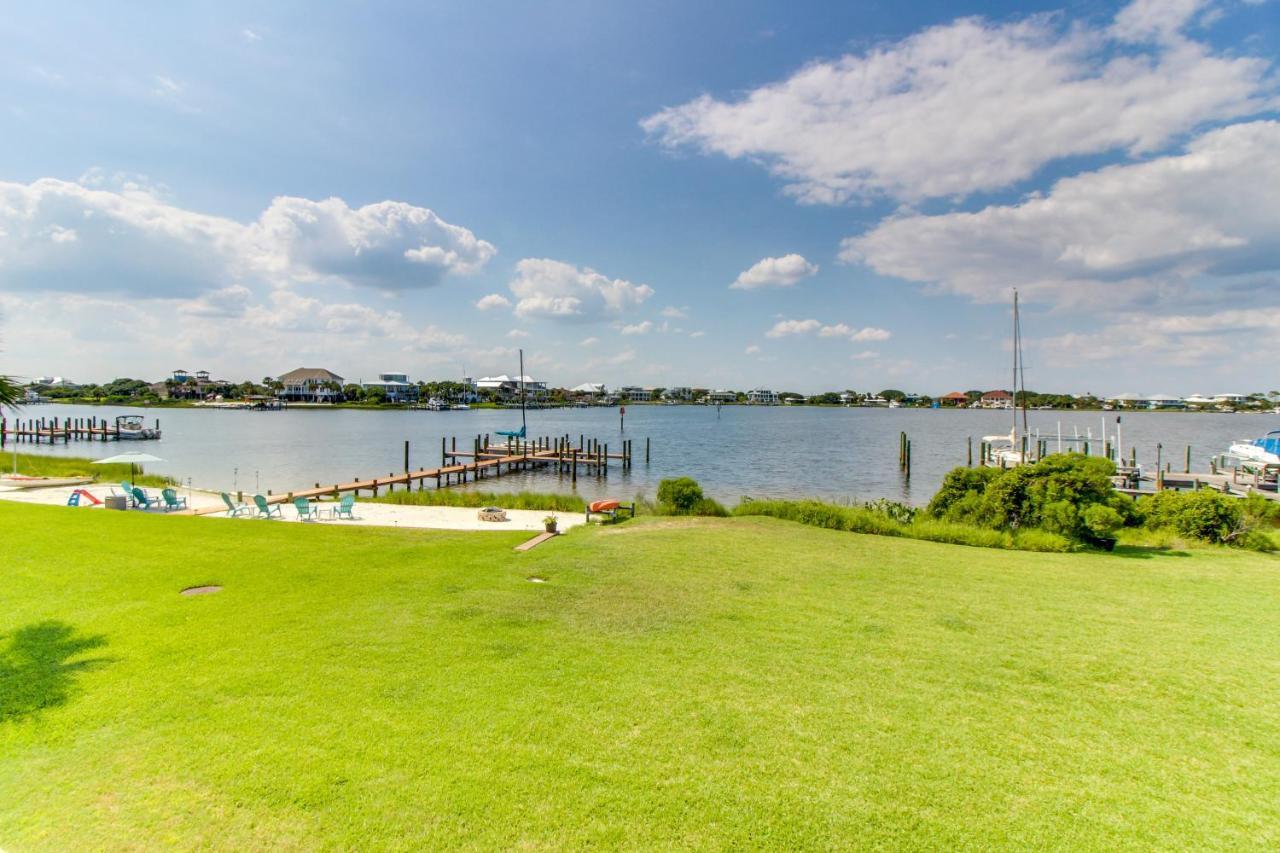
477;507;508;522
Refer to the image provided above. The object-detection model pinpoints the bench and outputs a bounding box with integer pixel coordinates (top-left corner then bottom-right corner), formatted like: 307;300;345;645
585;500;636;524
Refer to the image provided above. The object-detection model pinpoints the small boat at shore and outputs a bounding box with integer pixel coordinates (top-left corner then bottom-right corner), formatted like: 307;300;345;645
0;474;94;489
1227;430;1280;466
116;414;161;440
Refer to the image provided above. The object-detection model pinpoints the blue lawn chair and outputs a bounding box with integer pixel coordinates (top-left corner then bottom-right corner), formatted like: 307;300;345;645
253;494;282;518
161;488;188;511
293;497;321;521
332;494;356;520
221;493;252;517
131;487;159;510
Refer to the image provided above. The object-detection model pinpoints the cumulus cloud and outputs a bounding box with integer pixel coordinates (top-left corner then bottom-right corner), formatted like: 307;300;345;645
689;330;706;338
508;258;654;321
579;336;600;347
619;320;653;335
475;293;512;311
1041;306;1280;368
765;318;821;338
506;329;530;339
818;323;892;341
844;120;1280;306
0;177;497;299
661;305;689;318
642;1;1272;203
254;196;496;290
730;254;818;289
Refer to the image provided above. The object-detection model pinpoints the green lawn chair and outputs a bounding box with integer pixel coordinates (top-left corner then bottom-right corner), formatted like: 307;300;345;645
131;487;159;510
333;494;356;520
253;494;282;518
118;481;137;507
221;492;252;518
161;488;188;511
293;496;321;522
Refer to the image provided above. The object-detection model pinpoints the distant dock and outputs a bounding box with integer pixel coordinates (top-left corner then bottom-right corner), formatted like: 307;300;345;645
1;414;162;444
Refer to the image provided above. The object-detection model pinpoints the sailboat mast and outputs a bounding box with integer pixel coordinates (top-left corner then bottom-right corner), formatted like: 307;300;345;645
1017;290;1029;441
518;348;527;431
1011;289;1018;442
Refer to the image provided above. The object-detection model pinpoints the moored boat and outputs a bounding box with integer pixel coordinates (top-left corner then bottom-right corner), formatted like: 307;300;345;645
0;474;95;489
1227;430;1280;466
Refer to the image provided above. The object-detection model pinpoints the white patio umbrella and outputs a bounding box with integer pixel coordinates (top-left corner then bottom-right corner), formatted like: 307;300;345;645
92;451;166;484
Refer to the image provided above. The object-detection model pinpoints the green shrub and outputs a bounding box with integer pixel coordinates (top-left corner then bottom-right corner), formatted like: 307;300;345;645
372;489;585;512
1141;490;1243;544
656;477;704;513
864;498;918;524
1082;504;1123;539
690;497;729;517
907;519;1010;549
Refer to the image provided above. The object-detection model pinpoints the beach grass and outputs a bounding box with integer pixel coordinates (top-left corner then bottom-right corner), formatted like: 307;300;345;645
370;488;586;512
2;505;1279;848
2;451;172;487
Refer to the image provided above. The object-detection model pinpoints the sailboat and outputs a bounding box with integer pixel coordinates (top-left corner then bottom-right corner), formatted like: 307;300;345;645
983;290;1032;468
495;349;528;440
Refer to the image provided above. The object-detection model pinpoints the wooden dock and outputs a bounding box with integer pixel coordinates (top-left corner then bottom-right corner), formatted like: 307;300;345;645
187;433;650;515
1;415;162;445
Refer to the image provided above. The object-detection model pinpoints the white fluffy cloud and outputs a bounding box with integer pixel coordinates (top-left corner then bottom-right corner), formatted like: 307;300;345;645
730;254;818;290
508;258;654;321
0;177;496;299
819;323;892;342
254;196;495;290
844;120;1280;306
619;320;653;335
475;293;512;311
765;318;821;338
766;318;890;341
642;0;1272;203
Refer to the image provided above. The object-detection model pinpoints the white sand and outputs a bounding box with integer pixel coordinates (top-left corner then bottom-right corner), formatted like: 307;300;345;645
0;484;585;533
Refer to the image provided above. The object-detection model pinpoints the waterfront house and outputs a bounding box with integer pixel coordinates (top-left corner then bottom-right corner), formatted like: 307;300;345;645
861;395;889;407
172;369;191;383
619;386;653;402
1105;393;1143;409
276;367;345;403
361;372;418;403
1213;393;1249;406
704;389;737;404
569;382;607;402
980;390;1013;409
1183;394;1215;408
476;375;548;401
662;387;693;402
1144;394;1186;410
746;388;779;405
31;376;79;389
939;391;969;407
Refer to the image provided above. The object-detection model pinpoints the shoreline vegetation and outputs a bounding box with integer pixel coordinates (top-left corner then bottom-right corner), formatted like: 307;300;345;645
22;377;1280;411
9;452;1278;555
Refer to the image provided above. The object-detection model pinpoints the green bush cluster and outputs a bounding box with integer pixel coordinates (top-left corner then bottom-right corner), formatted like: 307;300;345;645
1133;490;1275;550
654;478;728;517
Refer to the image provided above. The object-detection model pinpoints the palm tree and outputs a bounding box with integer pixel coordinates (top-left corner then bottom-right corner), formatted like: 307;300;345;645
0;375;20;408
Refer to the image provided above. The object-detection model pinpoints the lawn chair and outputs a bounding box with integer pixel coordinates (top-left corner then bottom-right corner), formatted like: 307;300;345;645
117;481;137;507
221;492;252;518
293;496;321;522
253;494;282;518
131;486;159;510
161;488;188;511
332;494;356;520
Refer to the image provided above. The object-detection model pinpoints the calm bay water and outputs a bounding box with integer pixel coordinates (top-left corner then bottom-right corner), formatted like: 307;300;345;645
11;404;1277;504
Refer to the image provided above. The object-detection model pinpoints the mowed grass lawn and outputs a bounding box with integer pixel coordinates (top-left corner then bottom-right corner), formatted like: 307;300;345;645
3;505;1279;849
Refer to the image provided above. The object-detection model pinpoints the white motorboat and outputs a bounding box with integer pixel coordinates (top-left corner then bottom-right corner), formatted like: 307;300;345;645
1228;430;1280;466
116;415;161;440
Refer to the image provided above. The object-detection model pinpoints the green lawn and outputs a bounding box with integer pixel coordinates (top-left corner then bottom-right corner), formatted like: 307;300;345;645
2;504;1279;849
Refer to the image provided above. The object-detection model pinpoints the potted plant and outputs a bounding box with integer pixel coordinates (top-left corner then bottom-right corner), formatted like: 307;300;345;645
543;514;558;534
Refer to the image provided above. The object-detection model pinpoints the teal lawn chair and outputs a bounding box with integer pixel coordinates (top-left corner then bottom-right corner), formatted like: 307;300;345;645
221;492;252;518
161;488;188;511
253;494;282;518
131;487;159;510
332;494;356;520
118;481;137;507
293;496;321;522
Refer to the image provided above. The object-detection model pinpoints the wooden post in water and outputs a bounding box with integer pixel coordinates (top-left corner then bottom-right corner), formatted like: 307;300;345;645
905;439;911;480
404;440;410;476
967;436;972;467
1156;443;1163;490
645;436;650;464
1185;445;1191;474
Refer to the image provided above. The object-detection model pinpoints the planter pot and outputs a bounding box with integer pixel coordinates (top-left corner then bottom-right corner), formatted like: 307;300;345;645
544;523;558;534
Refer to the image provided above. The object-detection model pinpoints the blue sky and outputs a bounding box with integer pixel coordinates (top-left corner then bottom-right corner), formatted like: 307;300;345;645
1;0;1277;394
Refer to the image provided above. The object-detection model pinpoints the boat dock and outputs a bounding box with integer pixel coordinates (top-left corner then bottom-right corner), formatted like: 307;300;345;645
188;433;650;514
1;415;162;444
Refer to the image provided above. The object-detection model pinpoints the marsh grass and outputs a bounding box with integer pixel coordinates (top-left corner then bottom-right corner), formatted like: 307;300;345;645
3;451;172;487
371;488;585;512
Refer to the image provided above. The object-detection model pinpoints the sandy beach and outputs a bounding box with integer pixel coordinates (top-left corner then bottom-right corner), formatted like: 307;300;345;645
0;483;586;533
